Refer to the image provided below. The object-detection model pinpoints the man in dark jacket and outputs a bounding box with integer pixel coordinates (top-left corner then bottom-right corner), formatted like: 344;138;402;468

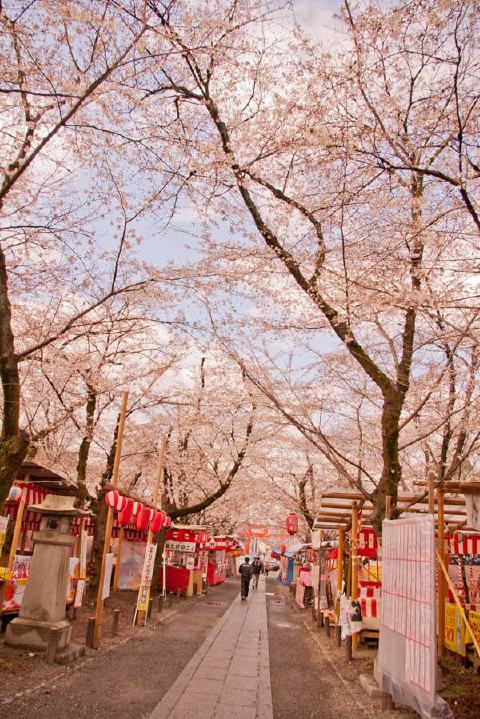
239;556;253;600
251;557;263;589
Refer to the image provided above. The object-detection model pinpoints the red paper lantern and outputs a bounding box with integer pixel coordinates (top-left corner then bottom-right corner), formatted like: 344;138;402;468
286;513;299;535
116;494;126;512
164;515;171;529
132;501;142;516
150;510;166;533
105;490;119;508
135;505;150;531
118;497;134;526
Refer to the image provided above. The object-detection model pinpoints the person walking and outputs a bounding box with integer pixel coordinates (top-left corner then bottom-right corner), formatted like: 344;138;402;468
251;556;263;590
239;556;253;600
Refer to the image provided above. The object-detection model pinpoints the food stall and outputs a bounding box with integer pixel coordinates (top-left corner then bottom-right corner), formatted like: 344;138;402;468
161;525;209;597
207;535;231;586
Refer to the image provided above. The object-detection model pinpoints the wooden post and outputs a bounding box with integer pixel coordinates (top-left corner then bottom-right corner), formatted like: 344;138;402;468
112;608;120;636
325;614;331;638
428;471;435;515
351;504;359;650
381;693;394;710
316;546;323;629
8;481;29;570
335;623;341;647
437;489;446;657
135;434;167;626
336;527;344;618
92;391;128;650
75;516;85;558
345;634;352;661
86;616;95;648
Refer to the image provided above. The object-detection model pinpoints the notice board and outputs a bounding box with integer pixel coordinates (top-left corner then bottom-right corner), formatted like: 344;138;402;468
379;515;452;718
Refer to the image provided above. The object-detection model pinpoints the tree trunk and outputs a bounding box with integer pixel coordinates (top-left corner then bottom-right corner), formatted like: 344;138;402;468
89;491;106;594
151;526;167;598
370;392;403;534
75;384;97;506
0;244;29;506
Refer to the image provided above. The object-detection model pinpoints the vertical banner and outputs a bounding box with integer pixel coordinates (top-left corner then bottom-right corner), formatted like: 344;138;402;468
379;516;453;718
102;553;115;600
74;529;88;608
135;542;157;616
0;516;8;556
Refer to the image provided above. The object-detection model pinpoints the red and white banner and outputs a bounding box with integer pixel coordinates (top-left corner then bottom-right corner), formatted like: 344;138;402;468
448;533;480;556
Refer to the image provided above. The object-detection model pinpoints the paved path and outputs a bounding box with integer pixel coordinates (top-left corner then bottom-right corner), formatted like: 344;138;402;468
150;577;273;719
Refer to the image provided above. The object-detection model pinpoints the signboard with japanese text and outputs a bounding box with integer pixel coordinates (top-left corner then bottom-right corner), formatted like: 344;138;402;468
379;516;452;718
164;540;196;553
136;542;157;613
468;610;480;651
445;602;471;656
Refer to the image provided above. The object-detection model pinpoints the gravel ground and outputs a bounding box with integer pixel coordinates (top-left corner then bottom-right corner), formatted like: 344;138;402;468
266;578;411;719
0;578;240;719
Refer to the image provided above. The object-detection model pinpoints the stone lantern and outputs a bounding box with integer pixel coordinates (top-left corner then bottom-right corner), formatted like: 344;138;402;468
5;494;88;661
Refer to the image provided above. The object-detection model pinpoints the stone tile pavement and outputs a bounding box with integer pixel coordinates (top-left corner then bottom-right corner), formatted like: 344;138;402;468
149;577;273;719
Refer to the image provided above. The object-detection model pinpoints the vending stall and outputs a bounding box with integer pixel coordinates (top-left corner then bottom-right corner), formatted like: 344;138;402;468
207;535;231;586
161;525;209;597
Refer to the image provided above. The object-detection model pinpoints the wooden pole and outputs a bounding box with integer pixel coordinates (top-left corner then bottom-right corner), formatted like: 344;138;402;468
135;434;167;625
437;489;446;657
428;472;435;515
92;391;128;650
75;517;85;559
436;549;480;658
336;527;344;618
351;504;359;650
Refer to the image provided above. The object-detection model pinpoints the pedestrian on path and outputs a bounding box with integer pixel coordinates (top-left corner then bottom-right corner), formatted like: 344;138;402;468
251;556;263;590
239;556;253;600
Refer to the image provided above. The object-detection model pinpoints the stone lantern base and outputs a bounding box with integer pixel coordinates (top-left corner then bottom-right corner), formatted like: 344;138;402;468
5;616;72;652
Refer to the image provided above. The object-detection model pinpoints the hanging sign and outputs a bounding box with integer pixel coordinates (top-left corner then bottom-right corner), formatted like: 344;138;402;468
102;553;115;600
136;542;157;614
74;528;88;608
445;603;471;656
468;610;480;650
164;540;196;553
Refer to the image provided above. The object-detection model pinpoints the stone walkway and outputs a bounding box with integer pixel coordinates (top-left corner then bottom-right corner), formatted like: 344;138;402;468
150;577;273;719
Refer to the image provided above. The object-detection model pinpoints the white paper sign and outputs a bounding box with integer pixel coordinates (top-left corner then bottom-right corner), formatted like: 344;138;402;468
102;552;115;600
74;579;86;608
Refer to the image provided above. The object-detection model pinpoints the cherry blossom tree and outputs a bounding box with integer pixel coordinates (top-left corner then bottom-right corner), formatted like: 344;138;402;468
135;0;479;530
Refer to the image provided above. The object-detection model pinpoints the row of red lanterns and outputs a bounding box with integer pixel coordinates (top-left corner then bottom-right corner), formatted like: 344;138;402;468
104;490;171;532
